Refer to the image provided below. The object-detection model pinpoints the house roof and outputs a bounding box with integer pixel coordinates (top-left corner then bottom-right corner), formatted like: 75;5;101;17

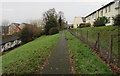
1;36;19;45
21;23;29;25
12;23;20;26
10;23;21;30
85;1;115;18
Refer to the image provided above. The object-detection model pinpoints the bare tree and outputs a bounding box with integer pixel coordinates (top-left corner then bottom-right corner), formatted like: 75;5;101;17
2;20;9;35
30;19;44;27
2;20;9;26
58;11;65;20
58;11;65;29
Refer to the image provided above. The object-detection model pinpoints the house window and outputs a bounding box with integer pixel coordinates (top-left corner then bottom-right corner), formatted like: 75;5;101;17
92;14;94;18
115;1;120;9
109;6;111;12
108;17;110;23
101;10;103;16
105;8;107;13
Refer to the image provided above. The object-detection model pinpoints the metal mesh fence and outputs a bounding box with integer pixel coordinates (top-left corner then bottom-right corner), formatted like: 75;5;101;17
69;29;119;68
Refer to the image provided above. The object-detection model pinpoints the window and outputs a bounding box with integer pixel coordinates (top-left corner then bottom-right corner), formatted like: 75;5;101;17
105;8;107;13
115;1;120;9
109;6;111;12
101;10;103;16
92;14;94;18
108;17;110;23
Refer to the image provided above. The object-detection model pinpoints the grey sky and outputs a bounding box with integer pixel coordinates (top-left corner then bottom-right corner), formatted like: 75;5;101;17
1;0;113;24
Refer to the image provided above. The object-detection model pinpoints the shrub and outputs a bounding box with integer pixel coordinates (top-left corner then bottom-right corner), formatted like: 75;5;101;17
113;14;120;26
78;23;85;28
71;25;74;28
78;23;91;28
19;24;42;43
85;23;91;27
94;16;109;27
49;27;59;35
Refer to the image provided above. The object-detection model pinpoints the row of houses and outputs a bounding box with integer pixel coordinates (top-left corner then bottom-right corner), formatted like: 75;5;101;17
0;23;28;35
0;23;27;52
8;23;28;35
0;36;21;52
73;0;120;28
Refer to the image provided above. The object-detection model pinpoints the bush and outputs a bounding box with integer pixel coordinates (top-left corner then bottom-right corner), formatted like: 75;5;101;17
19;24;42;43
49;27;59;35
71;25;74;28
85;23;91;27
113;14;120;26
94;16;109;27
78;23;85;28
93;24;105;27
78;23;91;28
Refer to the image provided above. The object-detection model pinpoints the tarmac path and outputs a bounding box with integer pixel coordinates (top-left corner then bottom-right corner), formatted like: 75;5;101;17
41;31;71;74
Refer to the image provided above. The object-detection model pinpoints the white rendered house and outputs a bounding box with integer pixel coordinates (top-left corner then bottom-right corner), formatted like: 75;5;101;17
73;17;86;28
85;0;120;26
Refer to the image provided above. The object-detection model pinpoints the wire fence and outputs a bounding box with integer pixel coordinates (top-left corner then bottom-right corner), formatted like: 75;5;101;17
69;29;120;68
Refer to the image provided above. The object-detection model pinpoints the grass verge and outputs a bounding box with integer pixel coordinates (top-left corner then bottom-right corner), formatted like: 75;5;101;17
1;33;61;74
73;26;119;55
65;30;113;74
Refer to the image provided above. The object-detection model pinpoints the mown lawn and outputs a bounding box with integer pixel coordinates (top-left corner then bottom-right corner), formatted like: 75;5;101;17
65;31;113;74
72;26;119;55
1;33;61;74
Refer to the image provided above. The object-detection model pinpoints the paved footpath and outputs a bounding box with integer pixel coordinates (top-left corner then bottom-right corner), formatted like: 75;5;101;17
41;31;71;74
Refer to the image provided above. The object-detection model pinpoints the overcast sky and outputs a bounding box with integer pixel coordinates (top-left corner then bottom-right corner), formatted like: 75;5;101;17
0;0;113;25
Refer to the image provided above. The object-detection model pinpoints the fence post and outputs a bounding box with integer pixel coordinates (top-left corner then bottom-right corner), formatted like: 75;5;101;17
76;29;78;35
81;30;82;38
109;35;113;63
86;31;88;43
97;33;100;51
75;29;77;34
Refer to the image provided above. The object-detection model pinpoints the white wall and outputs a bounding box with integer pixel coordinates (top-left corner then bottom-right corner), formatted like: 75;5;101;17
73;17;84;28
86;1;120;26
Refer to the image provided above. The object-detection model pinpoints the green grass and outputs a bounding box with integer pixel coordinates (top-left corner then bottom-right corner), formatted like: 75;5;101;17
1;33;61;74
72;26;119;55
65;31;113;74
